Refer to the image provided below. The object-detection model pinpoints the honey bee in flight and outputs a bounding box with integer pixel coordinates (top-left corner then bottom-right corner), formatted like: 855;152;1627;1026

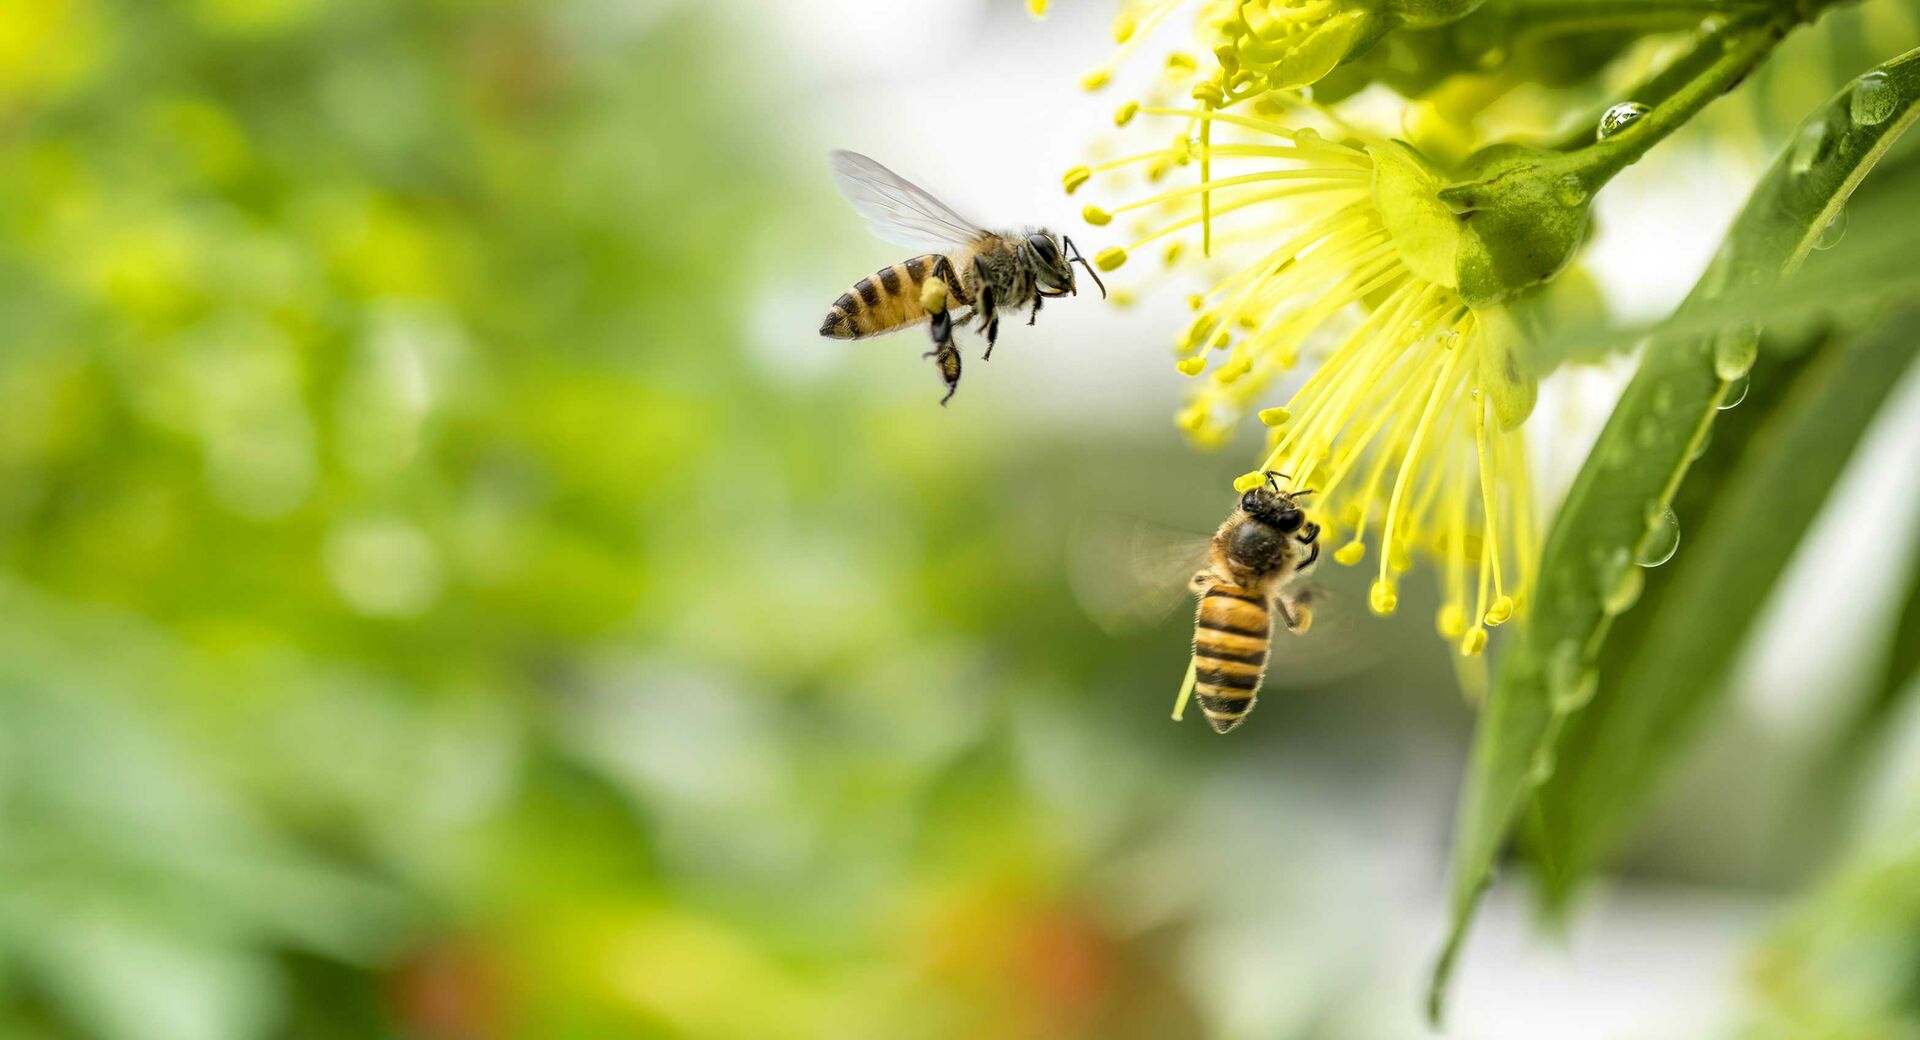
1187;474;1321;733
820;150;1104;405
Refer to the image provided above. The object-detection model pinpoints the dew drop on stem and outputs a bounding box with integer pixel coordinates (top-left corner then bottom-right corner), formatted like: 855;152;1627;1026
1637;507;1679;567
1718;372;1750;410
1597;101;1649;140
1813;207;1847;250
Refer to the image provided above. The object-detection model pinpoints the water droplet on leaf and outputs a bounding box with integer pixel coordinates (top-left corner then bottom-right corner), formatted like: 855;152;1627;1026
1789;117;1833;175
1637;507;1680;567
1593;546;1635;614
1596;102;1649;140
1718;372;1750;410
1690;425;1713;460
1850;70;1898;127
1603;564;1643;615
1713;325;1758;381
1555;174;1588;207
1813;207;1848;250
1546;640;1596;713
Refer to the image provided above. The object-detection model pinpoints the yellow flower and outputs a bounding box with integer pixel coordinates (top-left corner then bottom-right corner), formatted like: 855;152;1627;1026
1081;0;1374;98
1076;106;1537;655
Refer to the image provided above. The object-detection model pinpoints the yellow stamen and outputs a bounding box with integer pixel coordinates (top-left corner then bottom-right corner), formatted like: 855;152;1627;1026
1172;655;1197;720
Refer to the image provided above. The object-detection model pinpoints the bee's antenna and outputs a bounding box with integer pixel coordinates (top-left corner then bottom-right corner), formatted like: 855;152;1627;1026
1063;236;1107;299
1263;470;1291;492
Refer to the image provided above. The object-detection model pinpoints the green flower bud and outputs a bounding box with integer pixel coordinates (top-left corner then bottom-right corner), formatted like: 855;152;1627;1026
1374;139;1595;309
1438;144;1592;308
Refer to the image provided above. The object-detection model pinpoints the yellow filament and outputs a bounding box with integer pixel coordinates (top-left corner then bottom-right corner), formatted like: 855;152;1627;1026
1377;322;1465;596
1172;655;1197;721
1472;386;1508;604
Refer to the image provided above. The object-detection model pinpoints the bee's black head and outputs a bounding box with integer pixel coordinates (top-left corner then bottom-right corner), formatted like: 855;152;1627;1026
1029;232;1107;300
1239;486;1304;534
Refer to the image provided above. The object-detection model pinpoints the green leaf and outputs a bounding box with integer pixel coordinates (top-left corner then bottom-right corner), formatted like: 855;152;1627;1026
1430;45;1920;1022
1819;523;1920;782
1526;312;1920;907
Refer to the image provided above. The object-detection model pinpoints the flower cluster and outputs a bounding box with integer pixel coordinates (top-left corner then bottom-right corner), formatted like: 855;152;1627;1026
1072;102;1535;652
1055;0;1571;656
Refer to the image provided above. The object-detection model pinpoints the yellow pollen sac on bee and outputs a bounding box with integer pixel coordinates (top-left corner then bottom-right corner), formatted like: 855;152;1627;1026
1258;407;1291;427
1437;603;1466;639
1094;246;1128;270
1114;100;1140;126
1234;471;1266;493
1369;580;1398;616
1459;627;1489;656
1081;68;1113;91
1177;355;1208;376
1484;595;1515;626
919;277;948;314
1082;204;1113;226
1062;166;1092;194
1334;542;1366;566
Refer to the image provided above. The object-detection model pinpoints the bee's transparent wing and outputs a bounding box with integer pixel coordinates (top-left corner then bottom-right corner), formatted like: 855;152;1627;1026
1068;515;1213;637
829;150;988;250
1266;581;1382;685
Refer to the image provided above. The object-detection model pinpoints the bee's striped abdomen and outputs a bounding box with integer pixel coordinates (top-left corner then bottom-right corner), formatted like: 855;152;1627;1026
1192;582;1271;734
820;254;958;339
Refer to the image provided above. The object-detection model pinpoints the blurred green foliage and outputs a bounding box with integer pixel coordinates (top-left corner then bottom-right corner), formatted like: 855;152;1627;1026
0;1;1202;1036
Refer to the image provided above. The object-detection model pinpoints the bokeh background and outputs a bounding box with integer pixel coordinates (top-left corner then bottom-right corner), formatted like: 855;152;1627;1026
6;0;1920;1037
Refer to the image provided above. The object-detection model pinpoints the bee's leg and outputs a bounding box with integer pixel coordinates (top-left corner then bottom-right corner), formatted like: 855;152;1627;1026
1277;588;1314;635
978;288;999;361
930;341;961;405
1296;539;1320;572
927;305;954;352
1295;522;1321;572
1027;294;1042;326
971;256;1000;361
